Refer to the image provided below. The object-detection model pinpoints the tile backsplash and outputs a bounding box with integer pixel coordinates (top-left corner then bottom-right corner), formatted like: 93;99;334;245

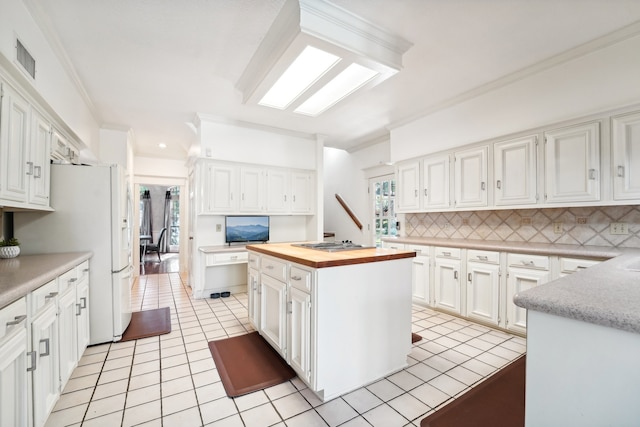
404;206;640;248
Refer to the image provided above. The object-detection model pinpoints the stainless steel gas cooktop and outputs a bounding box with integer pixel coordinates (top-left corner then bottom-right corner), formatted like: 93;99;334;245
292;241;375;252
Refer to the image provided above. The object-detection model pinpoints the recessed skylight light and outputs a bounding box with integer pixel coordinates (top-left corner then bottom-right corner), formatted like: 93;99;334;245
158;143;167;149
258;46;340;110
294;63;380;116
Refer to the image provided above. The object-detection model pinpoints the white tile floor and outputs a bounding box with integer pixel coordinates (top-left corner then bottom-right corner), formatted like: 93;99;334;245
45;272;526;427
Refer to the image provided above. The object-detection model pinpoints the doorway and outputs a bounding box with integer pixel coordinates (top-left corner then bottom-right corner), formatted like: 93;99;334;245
369;174;397;247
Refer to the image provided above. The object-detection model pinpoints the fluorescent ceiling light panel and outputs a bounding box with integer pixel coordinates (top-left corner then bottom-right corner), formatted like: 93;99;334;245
258;46;340;109
294;63;380;116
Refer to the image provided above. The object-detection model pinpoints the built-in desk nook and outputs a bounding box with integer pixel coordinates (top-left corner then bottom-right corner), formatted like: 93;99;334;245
197;246;249;298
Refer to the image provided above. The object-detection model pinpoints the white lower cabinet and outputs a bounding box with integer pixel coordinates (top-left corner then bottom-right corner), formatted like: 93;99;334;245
465;250;501;326
434;247;462;314
57;286;77;387
248;266;261;330
408;245;430;305
288;286;312;384
75;269;90;361
558;257;602;278
260;274;287;358
505;253;550;335
0;298;29;427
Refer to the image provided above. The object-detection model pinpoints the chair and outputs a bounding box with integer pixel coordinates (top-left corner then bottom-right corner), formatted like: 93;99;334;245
144;228;166;262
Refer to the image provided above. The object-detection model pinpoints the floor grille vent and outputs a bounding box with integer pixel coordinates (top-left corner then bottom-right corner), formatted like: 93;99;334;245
16;39;36;79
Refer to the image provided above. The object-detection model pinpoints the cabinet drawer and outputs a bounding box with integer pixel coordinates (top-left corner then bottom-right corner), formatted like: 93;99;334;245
435;247;461;259
248;253;260;269
467;249;499;264
406;244;430;256
290;265;313;292
205;251;248;266
0;297;27;340
30;279;58;315
559;257;601;274
508;253;550;270
77;260;90;282
261;256;288;281
58;268;79;293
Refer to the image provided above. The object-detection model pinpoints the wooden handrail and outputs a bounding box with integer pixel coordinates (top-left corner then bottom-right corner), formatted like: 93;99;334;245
335;194;363;230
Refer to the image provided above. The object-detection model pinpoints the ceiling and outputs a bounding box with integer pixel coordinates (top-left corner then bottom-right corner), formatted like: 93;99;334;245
26;0;640;161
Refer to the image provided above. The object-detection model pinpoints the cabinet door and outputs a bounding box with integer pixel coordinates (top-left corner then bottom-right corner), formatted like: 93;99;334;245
260;275;287;357
396;161;420;212
0;83;30;203
412;254;430;306
288;287;311;384
58;286;78;387
466;262;500;326
29;108;51;207
494;136;537;206
544;122;600;203
454;146;488;208
31;303;60;427
0;321;28;427
434;258;461;314
76;276;90;360
422;155;450;210
266;169;290;213
612;111;640;200
248;267;261;330
291;171;313;214
505;267;549;334
204;164;237;213
240;167;264;212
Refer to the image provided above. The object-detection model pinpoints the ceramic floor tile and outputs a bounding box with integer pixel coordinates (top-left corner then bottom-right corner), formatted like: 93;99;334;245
445;365;483;386
409;382;450;409
45;403;88;427
162;375;195;397
126;383;161;408
128;370;161;390
283;409;329;427
342;388;383;414
191;369;220;388
362;403;409;427
428;374;467;397
102;355;133;371
61;373;99;394
272;392;312;419
386;370;424;392
92;378;129;400
162;363;192;381
195;381;228;405
84;393;127;420
162;406;203;427
406;363;441;383
488;344;521;360
200;397;240;425
316;398;358;426
97;366;131;385
387;392;430;422
339;416;372;427
366;379;405;402
122;399;161;427
52;387;93;411
264;381;298;400
475;351;509;368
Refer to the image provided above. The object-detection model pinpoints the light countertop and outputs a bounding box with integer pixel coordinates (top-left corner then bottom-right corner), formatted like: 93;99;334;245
246;242;415;269
0;252;92;310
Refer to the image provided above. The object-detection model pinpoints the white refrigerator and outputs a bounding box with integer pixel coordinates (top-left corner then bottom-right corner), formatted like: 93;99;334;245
15;163;133;345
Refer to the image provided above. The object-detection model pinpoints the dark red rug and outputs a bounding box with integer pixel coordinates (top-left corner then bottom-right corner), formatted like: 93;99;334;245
208;332;297;397
121;307;171;341
412;333;423;343
420;355;525;427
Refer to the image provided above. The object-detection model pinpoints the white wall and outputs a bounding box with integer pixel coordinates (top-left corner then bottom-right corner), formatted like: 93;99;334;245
0;0;100;154
391;34;640;162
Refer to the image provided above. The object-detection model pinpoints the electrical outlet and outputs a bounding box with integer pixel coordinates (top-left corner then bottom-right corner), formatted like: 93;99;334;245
553;222;563;234
216;224;222;232
576;217;588;225
610;222;629;235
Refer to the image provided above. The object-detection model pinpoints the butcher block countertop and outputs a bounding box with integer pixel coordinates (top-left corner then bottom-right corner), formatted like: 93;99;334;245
0;252;92;310
246;242;415;269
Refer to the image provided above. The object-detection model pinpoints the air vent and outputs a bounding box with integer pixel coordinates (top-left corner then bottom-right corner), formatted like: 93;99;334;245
16;39;36;79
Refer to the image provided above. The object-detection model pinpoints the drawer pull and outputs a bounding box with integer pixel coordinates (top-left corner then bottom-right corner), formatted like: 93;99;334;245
83;268;89;273
454;271;458;280
76;303;82;316
442;251;451;257
496;180;502;189
40;338;51;357
230;256;238;260
468;273;472;282
521;260;535;267
588;169;597;180
477;255;488;261
80;297;87;309
45;292;59;300
27;351;37;372
265;265;274;270
617;165;625;177
6;315;27;327
287;301;292;314
291;275;302;281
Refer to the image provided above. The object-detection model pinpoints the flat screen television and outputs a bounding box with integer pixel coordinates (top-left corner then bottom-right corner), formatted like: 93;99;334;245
225;215;269;245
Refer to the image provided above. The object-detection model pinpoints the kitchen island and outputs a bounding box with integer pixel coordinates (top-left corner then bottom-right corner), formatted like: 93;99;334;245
246;242;416;401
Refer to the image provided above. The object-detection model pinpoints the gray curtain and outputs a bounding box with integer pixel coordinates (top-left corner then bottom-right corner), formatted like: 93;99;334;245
140;190;153;242
162;190;171;252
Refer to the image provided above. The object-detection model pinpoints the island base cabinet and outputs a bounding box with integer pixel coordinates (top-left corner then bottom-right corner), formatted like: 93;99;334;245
288;287;311;384
260;275;287;358
506;259;549;334
313;259;412;401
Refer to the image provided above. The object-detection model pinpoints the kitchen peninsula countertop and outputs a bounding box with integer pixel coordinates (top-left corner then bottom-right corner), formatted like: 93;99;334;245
0;252;92;309
384;236;640;334
246;242;415;269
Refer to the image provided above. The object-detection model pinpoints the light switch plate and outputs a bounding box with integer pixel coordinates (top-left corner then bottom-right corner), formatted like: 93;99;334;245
610;222;629;235
216;224;222;232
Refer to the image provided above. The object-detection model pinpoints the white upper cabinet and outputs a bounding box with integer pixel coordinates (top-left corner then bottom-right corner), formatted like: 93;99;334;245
544;122;600;203
0;83;30;204
291;171;313;214
266;169;290;213
454;146;488;208
422;155;451;209
494;135;538;206
201;163;237;213
240;166;264;212
612;111;640;200
396;161;420;212
29;108;52;207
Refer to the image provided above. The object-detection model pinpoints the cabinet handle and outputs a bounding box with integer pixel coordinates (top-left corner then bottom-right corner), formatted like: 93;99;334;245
291;275;302;281
34;165;41;178
83;268;89;273
230;256;237;260
26;161;34;176
496;180;502;189
26;351;37;372
45;292;59;300
617;165;625;177
481;182;486;191
424;189;428;196
76;303;82;316
521;260;535;267
68;277;77;284
414;189;418;197
284;195;287;202
6;315;27;327
442;251;451;257
468;273;472;282
588;169;597;180
40;338;51;357
293;195;296;202
80;297;87;309
477;255;488;261
265;265;274;270
454;271;458;280
287;301;292;314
